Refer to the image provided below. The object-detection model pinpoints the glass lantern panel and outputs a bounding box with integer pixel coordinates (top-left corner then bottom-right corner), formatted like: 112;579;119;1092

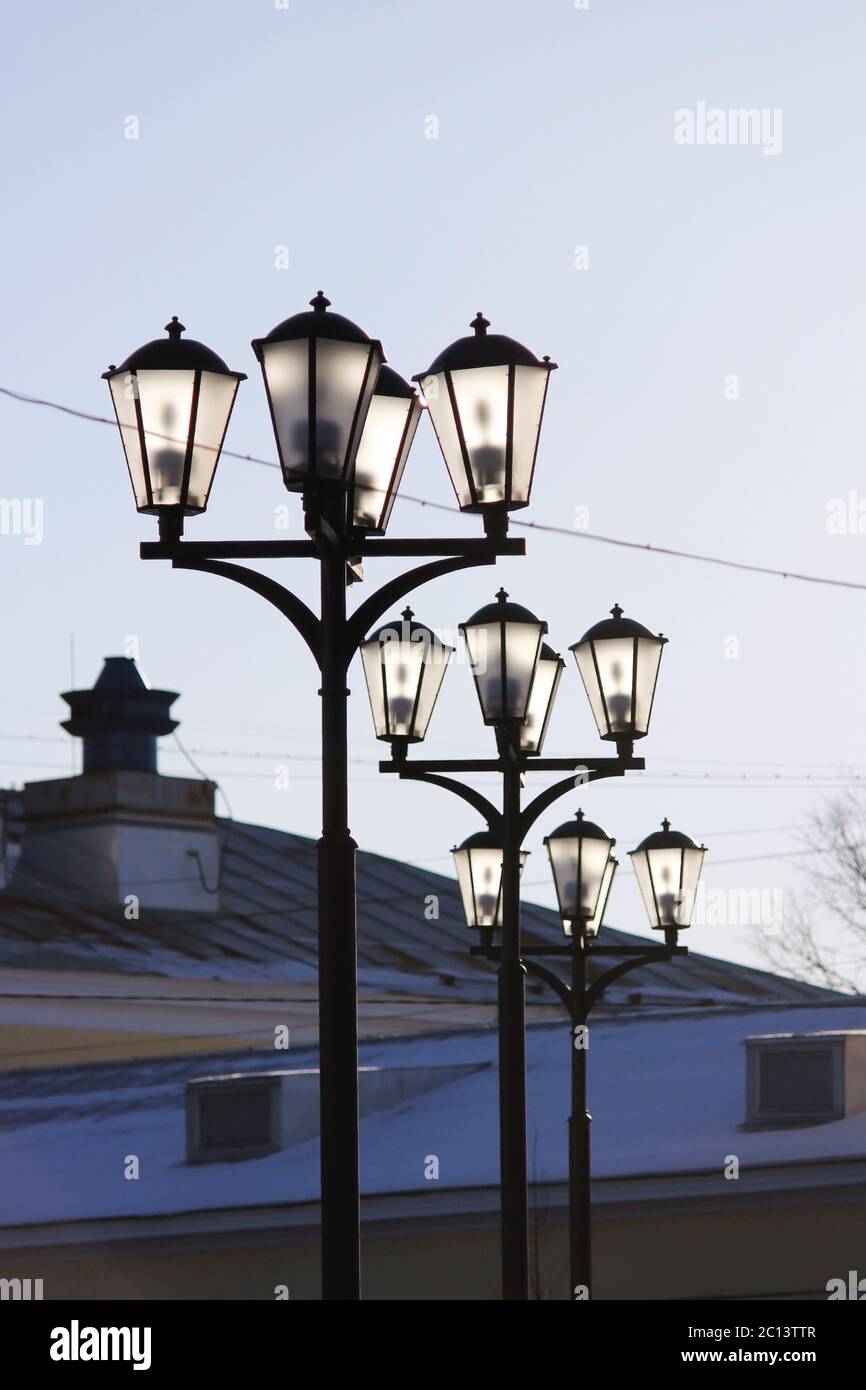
549;835;611;922
186;372;239;510
135;369;196;508
352;394;415;531
676;846;706;927
521;654;561;754
633;635;665;736
424;373;472;507
314;338;378;481
584;856;617;938
455;846;503;928
412;637;451;740
109;373;149;510
450;364;510;505
362;625;451;740
634;846;701;928
579;635;636;736
261;339;309;486
509;365;550;505
453;846;527;928
360;640;388;737
464;620;542;722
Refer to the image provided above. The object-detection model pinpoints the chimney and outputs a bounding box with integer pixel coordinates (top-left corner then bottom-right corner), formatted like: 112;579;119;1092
17;658;221;913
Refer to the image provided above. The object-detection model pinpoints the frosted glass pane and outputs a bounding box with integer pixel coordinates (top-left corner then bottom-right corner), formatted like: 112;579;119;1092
509;365;549;504
573;641;609;737
425;373;471;506
353;395;414;530
315;338;376;479
362;627;451;740
465;620;541;721
135;370;195;508
261;340;309;486
458;846;503;928
633;636;664;735
451;364;509;505
583;856;617;938
550;836;610;921
109;373;148;509
521;655;561;753
634;845;704;928
454;846;528;928
187;372;239;510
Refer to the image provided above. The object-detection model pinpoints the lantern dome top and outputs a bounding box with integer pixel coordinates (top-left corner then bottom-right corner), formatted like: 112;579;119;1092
630;819;706;854
374;363;419;399
462;588;547;630
251;291;381;358
573;604;666;648
538;641;562;662
365;607;450;647
415;312;556;378
452;828;502;854
103;317;243;379
544;809;614;845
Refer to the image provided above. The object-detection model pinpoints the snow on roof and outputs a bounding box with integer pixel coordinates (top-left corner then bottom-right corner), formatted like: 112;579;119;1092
0;819;828;1006
2;1000;866;1230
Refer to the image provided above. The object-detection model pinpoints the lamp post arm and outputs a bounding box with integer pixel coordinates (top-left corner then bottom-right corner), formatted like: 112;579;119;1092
382;764;502;833
519;765;630;840
472;946;574;1016
583;948;682;1014
345;552;507;660
520;955;573;1012
169;556;322;665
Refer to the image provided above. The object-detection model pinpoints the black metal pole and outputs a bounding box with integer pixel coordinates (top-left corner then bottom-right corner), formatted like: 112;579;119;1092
317;544;361;1300
498;732;529;1299
569;936;592;1300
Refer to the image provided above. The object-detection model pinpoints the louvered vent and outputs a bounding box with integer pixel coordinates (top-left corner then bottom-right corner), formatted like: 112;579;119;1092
745;1032;866;1128
186;1063;490;1164
187;1075;281;1163
758;1047;835;1115
198;1083;275;1152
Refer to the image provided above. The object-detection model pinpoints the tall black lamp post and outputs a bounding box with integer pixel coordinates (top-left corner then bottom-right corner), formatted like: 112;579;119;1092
104;300;554;1300
363;595;666;1298
473;816;707;1299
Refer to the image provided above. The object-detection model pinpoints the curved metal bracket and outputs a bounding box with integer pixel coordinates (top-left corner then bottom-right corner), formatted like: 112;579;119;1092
345;554;496;659
584;950;674;1014
172;557;321;666
521;956;573;1013
519;767;621;839
395;767;502;833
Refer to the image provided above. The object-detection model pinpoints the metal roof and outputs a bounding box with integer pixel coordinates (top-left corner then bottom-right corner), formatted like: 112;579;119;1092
0;817;827;1006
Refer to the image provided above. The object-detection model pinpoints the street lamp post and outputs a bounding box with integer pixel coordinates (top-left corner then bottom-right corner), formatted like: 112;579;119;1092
364;595;664;1298
474;816;707;1299
104;300;553;1301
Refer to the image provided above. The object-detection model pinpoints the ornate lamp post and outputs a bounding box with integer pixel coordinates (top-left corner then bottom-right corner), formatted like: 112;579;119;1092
366;594;662;1298
105;301;551;1301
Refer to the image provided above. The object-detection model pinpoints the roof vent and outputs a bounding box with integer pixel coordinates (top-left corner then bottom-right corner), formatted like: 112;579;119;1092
186;1063;488;1164
744;1031;866;1128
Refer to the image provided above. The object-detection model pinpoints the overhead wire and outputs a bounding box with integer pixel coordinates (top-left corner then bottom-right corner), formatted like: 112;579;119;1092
4;381;866;593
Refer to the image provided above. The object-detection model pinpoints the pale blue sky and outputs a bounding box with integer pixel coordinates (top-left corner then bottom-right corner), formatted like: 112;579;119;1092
2;0;866;971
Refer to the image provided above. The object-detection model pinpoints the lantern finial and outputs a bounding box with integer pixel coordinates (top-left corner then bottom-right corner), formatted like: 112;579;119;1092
402;606;414;622
662;817;671;833
470;311;490;336
610;603;624;620
496;587;509;604
164;316;186;341
310;290;331;313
